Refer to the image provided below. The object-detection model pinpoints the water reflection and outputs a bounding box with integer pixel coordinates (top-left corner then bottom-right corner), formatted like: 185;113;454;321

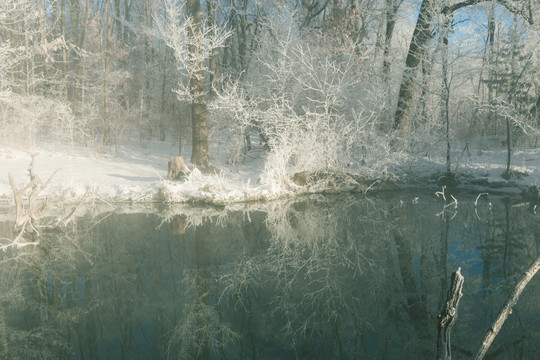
0;191;539;359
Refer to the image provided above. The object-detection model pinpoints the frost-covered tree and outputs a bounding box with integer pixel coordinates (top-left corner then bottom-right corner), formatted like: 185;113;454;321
212;6;393;192
0;0;80;145
156;0;230;169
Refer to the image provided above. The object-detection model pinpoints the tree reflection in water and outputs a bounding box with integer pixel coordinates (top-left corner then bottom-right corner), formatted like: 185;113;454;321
0;191;539;359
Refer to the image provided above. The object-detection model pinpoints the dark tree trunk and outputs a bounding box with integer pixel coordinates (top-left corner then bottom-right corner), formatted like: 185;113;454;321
441;16;451;174
393;0;533;134
382;0;401;77
103;0;112;145
206;0;218;95
187;0;210;168
393;0;435;133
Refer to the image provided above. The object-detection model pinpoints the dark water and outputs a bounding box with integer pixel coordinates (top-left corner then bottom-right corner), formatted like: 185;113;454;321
1;189;539;359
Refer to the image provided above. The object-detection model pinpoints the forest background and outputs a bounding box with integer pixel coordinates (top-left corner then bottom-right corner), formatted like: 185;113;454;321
1;0;540;197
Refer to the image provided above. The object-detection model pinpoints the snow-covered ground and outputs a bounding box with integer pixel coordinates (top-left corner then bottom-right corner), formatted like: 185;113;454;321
0;142;166;203
0;139;270;207
0;138;539;209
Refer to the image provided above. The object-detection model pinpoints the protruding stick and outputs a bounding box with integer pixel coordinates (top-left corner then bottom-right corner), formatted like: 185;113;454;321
437;268;464;360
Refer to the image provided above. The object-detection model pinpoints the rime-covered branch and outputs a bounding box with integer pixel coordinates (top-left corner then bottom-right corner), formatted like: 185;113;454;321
8;155;60;231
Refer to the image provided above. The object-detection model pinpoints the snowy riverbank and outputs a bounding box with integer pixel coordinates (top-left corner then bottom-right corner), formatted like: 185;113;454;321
0;139;539;208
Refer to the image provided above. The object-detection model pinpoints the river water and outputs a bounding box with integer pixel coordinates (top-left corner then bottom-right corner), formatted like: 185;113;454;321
0;189;539;359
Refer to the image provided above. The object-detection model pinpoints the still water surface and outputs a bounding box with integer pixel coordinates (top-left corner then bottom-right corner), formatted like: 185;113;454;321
0;190;539;359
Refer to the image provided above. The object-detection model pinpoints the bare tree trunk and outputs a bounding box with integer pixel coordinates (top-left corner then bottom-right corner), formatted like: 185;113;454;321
22;10;32;95
419;50;434;129
69;0;79;43
503;116;511;177
441;15;452;174
123;0;133;44
486;2;496;129
60;0;69;102
207;0;218;96
160;45;171;142
80;0;89;51
114;0;129;109
392;0;435;133
382;0;401;77
144;0;154;114
103;0;112;145
69;0;83;115
503;14;520;178
114;0;122;41
75;0;89;117
36;0;50;91
187;0;210;168
237;0;249;73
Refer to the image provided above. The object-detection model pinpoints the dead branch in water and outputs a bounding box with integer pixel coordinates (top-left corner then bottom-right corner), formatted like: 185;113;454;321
437;268;464;360
474;254;540;360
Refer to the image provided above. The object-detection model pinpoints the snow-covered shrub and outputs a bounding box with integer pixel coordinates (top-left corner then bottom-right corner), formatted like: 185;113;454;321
212;14;391;193
157;168;233;204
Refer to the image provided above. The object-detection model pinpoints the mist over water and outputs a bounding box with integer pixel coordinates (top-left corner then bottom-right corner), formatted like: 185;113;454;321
0;190;539;359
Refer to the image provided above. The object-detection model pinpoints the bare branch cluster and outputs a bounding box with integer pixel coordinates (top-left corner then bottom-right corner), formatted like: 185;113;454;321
8;154;59;232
